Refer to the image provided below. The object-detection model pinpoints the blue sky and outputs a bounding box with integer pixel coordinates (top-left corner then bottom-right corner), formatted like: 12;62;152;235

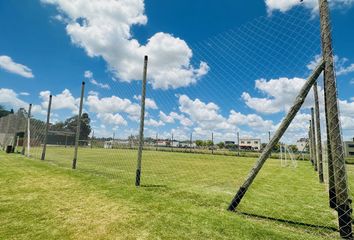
1;0;354;143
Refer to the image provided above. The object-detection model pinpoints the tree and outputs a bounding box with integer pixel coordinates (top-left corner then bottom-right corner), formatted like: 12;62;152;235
272;143;281;152
195;140;204;147
64;113;91;141
128;135;138;146
288;145;298;153
217;142;225;149
205;140;213;147
0;105;13;118
50;122;65;131
51;113;92;141
225;143;236;150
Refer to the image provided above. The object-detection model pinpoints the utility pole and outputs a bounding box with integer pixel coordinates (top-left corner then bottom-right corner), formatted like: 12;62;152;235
190;132;193;153
237;131;240;157
112;132;115;149
91;130;94;149
41;95;52;160
313;82;324;182
211;132;214;155
156;133;158;151
171;133;174;152
319;0;352;237
135;55;148;187
72;81;85;169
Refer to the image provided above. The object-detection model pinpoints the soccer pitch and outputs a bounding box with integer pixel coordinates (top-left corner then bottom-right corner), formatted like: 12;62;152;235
1;147;353;239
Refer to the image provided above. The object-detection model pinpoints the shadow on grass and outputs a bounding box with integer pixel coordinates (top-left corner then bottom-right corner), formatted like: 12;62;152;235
140;184;168;188
236;211;338;232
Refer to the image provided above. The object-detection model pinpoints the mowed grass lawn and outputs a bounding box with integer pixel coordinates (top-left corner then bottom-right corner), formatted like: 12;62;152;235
0;147;353;239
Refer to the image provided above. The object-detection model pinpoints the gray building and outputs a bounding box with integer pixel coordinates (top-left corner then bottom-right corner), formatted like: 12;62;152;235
344;138;354;157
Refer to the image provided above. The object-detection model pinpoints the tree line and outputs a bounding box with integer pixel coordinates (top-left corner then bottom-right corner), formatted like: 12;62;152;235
0;105;14;118
50;113;92;141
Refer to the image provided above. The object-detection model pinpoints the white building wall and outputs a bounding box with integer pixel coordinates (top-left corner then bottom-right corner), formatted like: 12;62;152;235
239;138;261;151
344;141;354;157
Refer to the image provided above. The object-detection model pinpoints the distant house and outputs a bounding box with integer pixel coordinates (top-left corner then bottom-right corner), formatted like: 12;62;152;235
344;138;354;157
171;140;180;148
296;138;308;152
104;140;113;149
239;138;261;151
179;141;196;148
155;139;195;148
104;139;130;149
157;140;169;147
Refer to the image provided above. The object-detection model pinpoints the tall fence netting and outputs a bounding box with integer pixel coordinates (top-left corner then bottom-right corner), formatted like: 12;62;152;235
0;6;352;239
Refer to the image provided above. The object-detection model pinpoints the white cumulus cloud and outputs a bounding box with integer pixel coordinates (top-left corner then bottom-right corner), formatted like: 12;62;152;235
228;110;274;131
337;63;354;76
265;0;354;14
0;88;29;109
0;55;34;78
308;54;354;76
0;88;44;115
84;70;110;89
84;70;93;79
97;113;127;126
178;94;229;130
42;0;209;90
90;79;110;89
145;118;164;127
86;94;140;121
176;95;273;134
242;77;316;114
133;95;158;109
159;111;193;127
39;89;80;113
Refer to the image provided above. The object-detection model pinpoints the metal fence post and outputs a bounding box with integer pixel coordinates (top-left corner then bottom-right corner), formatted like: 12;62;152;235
72;82;85;169
41;95;52;160
156;133;158;151
91;130;94;149
135;55;148;187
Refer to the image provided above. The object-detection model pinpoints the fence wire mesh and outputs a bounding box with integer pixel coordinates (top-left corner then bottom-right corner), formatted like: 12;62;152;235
0;5;353;239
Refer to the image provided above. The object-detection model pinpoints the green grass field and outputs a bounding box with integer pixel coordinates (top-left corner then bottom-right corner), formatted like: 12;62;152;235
0;147;353;239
